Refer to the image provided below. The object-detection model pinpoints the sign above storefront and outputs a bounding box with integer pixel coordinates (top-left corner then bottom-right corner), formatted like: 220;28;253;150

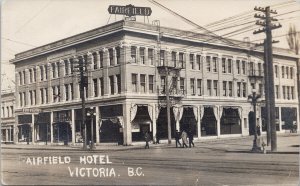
22;108;42;113
108;4;152;17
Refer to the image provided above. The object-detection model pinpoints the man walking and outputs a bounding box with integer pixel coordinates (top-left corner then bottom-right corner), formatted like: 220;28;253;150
175;130;181;148
188;130;195;148
144;131;150;149
181;130;188;148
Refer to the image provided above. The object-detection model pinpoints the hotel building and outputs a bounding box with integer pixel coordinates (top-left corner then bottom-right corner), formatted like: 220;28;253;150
10;20;299;145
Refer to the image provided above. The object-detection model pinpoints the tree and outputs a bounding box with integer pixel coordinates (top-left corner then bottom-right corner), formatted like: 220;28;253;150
286;24;300;131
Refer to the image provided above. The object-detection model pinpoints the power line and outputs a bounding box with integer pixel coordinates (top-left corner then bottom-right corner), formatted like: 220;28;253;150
2;37;36;47
14;0;52;34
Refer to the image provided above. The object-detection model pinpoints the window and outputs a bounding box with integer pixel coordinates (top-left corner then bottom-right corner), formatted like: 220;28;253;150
206;56;211;72
236;60;240;74
29;69;33;83
287;86;290;100
223;81;227;96
259;84;263;96
149;75;154;93
161;77;166;93
171;52;176;67
10;106;13;116
116;47;120;65
291;86;295;99
19;72;22;85
229;81;233;97
222;58;226;73
282;86;286;99
70;59;74;74
290;67;293;79
109;49;113;66
93;53;98;69
257;63;261;76
172;77;177;94
282;66;285;78
212;57;217;72
140;74;146;93
197;79;202;96
40;66;44;81
237;82;241;97
65;60;69;75
180;78;185;93
179;53;184;68
44;65;48;80
228;59;232;73
249;62;254;75
131;47;137;63
65;84;69;101
23;71;25;84
19;93;22;106
207;80;212;96
57;62;60;77
196;55;201;70
213;80;218;96
33;68;36;82
52;63;56;78
148;49;154;65
190;54;194;69
70;83;74;100
242;61;246;74
275;65;278;78
41;88;44;104
132;74;137;92
242;83;246;97
286;67;289;79
93;79;98;97
116;74;121;94
160;50;165;66
109;76;114;95
190;78;195;95
100;78;104;96
140;48;145;64
100;51;104;68
275;85;279;99
29;91;33;105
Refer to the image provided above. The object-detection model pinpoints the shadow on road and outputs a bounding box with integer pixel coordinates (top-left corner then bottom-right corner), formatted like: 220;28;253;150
226;150;299;154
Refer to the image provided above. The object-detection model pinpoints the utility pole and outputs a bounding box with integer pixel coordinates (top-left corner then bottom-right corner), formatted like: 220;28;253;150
74;56;88;150
254;6;281;152
263;39;271;146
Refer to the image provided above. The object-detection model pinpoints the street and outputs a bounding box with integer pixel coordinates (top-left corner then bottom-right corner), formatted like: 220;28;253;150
1;134;299;185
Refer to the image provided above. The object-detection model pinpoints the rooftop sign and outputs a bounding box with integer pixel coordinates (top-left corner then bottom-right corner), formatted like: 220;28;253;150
108;4;152;17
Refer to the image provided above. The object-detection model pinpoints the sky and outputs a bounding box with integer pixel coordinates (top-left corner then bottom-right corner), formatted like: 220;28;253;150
1;0;300;92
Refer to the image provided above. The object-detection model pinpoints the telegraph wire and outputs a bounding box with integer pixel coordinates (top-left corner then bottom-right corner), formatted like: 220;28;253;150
2;37;37;47
14;0;52;34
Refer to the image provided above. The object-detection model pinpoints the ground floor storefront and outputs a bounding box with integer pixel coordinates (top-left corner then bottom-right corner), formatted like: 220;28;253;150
13;101;300;145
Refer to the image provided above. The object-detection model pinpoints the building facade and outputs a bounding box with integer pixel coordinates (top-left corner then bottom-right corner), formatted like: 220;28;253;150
10;20;299;145
1;92;15;143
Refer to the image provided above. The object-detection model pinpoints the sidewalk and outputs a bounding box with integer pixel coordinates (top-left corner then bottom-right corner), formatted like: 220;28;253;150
1;133;299;152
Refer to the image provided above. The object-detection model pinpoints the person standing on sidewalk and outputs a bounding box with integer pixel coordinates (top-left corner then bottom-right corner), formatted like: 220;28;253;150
188;130;195;148
144;131;150;149
175;130;182;148
181;130;188;148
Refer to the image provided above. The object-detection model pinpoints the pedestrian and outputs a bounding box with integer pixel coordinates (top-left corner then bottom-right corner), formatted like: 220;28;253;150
181;130;188;148
144;131;150;149
175;130;181;148
257;125;261;136
155;131;160;144
188;130;194;148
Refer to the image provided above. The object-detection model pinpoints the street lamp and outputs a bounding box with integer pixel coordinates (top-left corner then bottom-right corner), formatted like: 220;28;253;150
248;89;262;152
86;107;95;150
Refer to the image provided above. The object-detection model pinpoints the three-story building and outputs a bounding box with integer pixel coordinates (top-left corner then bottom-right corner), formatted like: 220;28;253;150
10;20;299;145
